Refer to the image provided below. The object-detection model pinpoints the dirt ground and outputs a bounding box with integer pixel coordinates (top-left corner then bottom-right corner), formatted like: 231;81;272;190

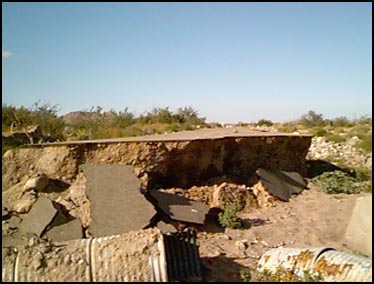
196;182;369;282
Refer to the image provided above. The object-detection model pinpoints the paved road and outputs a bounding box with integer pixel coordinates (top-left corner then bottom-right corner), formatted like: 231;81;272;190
26;127;312;146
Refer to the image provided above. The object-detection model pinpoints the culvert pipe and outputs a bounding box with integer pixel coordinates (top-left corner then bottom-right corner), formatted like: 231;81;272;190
257;247;372;282
2;228;203;282
257;247;333;277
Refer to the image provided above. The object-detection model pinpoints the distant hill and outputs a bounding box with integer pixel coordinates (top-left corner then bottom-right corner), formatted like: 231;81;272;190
61;111;101;125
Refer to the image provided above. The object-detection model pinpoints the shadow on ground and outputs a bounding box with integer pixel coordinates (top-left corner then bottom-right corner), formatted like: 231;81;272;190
201;255;250;282
306;159;346;178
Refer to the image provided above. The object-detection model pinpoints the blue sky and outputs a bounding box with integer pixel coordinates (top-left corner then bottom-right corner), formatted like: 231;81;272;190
2;2;372;123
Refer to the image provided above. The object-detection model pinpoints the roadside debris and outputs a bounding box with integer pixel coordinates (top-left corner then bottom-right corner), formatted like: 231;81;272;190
257;246;372;282
252;168;307;207
80;164;157;237
149;190;209;225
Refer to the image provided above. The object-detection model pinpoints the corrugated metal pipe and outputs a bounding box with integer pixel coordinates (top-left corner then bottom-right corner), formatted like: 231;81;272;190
2;228;203;282
257;247;372;282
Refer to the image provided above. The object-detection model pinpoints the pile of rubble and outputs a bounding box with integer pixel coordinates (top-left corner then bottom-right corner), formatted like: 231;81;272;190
2;164;309;250
307;136;372;170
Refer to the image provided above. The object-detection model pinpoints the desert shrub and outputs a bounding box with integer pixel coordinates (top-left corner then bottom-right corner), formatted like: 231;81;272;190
331;116;354;127
325;133;346;143
277;124;298;133
310;127;327;137
256;268;323;282
299;110;326;127
218;203;243;229
256;119;273;126
354;135;372;153
312;170;357;194
353;115;372;125
2;102;65;141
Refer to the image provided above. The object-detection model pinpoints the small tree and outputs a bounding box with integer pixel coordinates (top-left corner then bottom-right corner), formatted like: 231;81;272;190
299;110;325;127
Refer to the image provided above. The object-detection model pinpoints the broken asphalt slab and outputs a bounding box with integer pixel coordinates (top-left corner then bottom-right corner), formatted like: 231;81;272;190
80;164;157;238
149;190;209;225
18;195;58;237
256;168;307;201
46;218;83;242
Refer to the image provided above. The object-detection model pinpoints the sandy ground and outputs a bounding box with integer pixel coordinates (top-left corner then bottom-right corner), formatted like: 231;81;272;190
196;183;370;282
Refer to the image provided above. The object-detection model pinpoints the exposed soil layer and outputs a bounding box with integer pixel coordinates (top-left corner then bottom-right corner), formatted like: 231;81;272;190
2;130;312;191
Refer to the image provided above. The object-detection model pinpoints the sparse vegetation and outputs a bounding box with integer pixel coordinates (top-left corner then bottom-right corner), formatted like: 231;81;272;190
256;119;273;126
312;170;359;194
218;203;243;229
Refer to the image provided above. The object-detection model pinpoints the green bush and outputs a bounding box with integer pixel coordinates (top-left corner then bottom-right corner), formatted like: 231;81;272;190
312;170;357;194
218;203;243;229
310;127;327;137
299;110;326;127
325;133;346;143
355;135;372;153
256;119;273;126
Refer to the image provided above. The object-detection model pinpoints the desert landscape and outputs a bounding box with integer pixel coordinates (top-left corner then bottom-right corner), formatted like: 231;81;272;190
2;107;372;282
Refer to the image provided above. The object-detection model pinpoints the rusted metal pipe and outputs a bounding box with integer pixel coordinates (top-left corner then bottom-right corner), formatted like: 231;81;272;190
257;247;372;282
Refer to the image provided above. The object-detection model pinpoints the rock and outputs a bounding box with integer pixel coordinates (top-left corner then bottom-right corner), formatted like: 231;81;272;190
8;216;22;229
14;194;38;214
252;182;278;208
24;173;49;192
236;240;248;251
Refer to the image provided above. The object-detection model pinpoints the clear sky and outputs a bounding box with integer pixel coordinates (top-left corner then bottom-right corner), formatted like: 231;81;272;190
2;2;372;123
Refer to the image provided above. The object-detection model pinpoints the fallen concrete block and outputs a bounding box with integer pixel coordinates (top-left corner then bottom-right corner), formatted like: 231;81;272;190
345;194;372;257
81;164;157;238
149;190;209;225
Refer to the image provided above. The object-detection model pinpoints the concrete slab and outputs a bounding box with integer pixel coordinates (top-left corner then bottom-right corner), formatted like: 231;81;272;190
46;218;83;242
18;195;58;237
157;220;178;233
345;194;372;257
149;190;209;225
81;164;157;237
256;168;306;201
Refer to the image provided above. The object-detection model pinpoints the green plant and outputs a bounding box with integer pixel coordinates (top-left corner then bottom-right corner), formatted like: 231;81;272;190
310;127;327;137
256;268;323;282
312;170;357;194
325;133;346;143
299;110;326;127
218;203;243;229
256;119;273;126
239;268;251;282
355;135;372;153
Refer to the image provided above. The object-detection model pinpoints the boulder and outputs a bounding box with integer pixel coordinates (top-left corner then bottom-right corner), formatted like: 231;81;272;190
24;173;49;192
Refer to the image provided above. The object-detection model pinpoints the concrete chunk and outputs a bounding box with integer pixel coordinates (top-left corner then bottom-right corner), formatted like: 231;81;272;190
18;195;58;237
81;164;157;237
345;194;372;257
150;190;209;225
46;218;83;242
255;168;306;201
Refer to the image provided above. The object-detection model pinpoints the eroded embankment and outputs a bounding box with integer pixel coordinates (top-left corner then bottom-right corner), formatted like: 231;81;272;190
2;135;312;191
